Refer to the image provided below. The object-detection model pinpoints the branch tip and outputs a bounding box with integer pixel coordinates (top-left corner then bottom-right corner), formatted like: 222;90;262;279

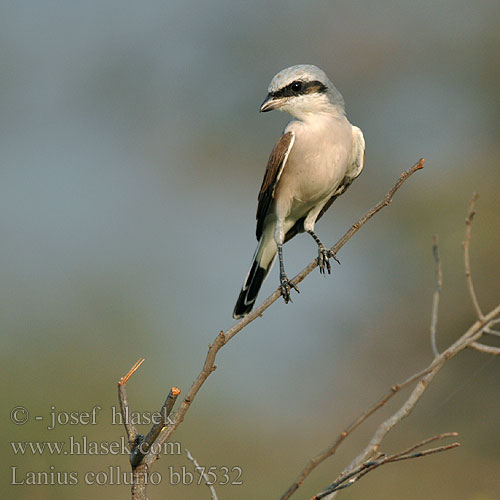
119;357;145;386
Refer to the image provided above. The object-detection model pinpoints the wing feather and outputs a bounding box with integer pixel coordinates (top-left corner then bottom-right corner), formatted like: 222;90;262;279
255;131;295;239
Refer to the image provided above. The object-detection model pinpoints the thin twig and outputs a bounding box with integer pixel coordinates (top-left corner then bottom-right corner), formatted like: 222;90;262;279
464;193;483;319
119;358;146;385
484;325;500;337
314;443;460;498
373;431;458;460
430;235;442;357
186;449;219;500
304;195;500;500
278;295;500;500
339;305;499;473
463;194;500;356
484;320;500;337
143;160;425;468
312;434;460;499
469;342;500;355
118;358;145;446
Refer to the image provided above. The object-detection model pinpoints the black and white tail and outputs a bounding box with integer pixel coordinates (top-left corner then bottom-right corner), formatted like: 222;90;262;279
233;234;277;319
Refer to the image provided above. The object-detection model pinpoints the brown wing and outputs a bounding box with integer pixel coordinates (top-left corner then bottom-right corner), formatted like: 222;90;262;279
255;131;295;239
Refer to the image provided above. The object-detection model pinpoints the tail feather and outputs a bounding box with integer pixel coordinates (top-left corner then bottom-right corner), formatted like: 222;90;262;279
233;237;276;319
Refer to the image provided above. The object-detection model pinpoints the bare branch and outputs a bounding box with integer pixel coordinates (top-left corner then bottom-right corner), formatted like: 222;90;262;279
469;342;500;355
278;220;500;500
312;434;460;499
430;234;442;357
464;193;483;319
462;194;500;355
186;449;219;500
119;358;146;386
338;304;499;479
276;380;420;500
484;326;500;337
130;386;181;468
143;160;426;468
302;197;500;500
389;431;458;456
118;358;145;446
483;320;500;337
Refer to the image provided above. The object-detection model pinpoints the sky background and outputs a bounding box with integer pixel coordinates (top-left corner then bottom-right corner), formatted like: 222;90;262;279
2;1;499;499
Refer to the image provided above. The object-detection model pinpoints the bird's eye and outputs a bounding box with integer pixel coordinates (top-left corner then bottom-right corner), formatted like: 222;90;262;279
291;81;302;92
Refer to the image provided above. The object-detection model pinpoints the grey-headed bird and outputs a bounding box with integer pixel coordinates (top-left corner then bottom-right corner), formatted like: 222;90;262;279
233;64;365;319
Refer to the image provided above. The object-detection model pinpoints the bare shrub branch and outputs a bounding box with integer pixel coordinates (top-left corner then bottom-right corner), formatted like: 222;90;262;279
469;341;500;355
118;161;426;499
279;194;500;500
117;170;500;500
138;159;426;475
312;433;460;499
130;387;181;468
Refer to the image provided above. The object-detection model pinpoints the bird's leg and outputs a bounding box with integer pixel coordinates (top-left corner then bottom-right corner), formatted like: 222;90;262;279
307;230;340;275
277;244;299;303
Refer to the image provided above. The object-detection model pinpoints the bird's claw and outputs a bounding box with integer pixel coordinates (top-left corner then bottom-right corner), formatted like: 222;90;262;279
280;275;299;303
317;246;340;275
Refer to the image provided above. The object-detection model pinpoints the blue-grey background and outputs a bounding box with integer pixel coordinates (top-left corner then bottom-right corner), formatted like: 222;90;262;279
2;1;499;499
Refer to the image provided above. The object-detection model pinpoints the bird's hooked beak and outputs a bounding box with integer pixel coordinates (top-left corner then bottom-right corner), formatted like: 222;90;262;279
260;94;285;112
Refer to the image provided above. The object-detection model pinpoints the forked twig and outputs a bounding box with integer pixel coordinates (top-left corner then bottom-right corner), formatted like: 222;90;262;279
278;194;500;500
462;195;500;356
312;433;460;499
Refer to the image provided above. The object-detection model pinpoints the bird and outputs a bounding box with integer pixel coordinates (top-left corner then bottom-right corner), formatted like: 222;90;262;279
233;64;365;320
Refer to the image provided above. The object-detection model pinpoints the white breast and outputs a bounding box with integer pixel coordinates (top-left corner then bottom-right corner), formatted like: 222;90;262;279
274;114;353;217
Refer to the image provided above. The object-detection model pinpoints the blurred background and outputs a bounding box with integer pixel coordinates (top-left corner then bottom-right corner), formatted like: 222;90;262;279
2;1;499;499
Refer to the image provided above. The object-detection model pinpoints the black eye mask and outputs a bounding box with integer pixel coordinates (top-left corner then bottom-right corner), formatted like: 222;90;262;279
270;80;328;99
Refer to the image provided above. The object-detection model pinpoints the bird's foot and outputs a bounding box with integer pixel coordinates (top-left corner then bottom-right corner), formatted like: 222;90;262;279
317;246;340;275
280;273;299;304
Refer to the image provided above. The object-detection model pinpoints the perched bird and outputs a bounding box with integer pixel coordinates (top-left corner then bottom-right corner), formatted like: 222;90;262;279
233;64;365;319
